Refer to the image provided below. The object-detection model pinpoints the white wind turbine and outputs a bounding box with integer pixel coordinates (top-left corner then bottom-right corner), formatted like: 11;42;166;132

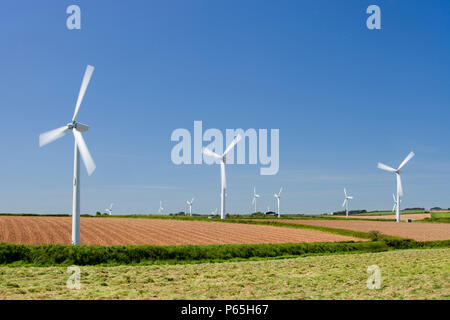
342;188;353;218
392;193;401;213
252;187;260;213
186;198;194;216
378;151;415;222
158;201;164;214
202;135;242;220
274;187;283;218
39;65;96;245
105;203;114;215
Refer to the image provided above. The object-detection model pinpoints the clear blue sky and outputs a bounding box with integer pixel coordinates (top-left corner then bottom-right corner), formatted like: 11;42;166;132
0;1;449;214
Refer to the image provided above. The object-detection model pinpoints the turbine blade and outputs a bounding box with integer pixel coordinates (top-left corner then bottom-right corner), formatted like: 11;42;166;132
279;187;283;195
72;65;95;122
39;126;69;147
224;134;242;156
393;204;396;212
393;193;396;202
342;199;347;207
348;196;353;199
396;173;403;197
344;188;347;197
203;147;222;159
398;151;415;170
73;130;96;176
377;162;396;172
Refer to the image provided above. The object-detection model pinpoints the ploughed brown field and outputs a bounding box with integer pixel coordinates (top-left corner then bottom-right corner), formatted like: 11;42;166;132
352;213;431;221
0;216;362;245
275;219;450;241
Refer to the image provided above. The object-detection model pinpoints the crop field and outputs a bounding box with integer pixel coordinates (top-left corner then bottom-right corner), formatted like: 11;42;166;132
274;219;450;241
0;248;448;300
0;216;362;245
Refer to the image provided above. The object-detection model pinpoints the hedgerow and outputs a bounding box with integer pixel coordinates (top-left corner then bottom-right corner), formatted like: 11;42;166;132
0;241;388;266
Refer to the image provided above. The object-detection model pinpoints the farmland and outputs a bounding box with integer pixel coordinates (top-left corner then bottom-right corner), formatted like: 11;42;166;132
0;214;449;300
351;213;431;221
272;219;450;241
0;216;362;246
0;248;448;300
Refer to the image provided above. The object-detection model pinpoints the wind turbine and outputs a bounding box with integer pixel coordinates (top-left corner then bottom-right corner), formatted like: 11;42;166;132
39;65;96;245
378;151;415;222
211;208;218;215
252;187;260;213
274;187;283;218
186;198;194;216
105;203;114;215
342;188;353;218
158;201;164;214
202;135;242;220
392;193;401;213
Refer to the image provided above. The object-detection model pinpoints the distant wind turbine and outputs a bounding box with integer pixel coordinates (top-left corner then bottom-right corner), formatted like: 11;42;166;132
378;151;415;222
274;187;283;218
252;187;260;213
186;198;194;216
203;135;242;220
158;201;164;214
342;188;353;218
105;203;114;215
39;65;96;245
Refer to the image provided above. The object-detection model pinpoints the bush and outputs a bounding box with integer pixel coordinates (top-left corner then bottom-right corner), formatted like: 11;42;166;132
368;230;382;241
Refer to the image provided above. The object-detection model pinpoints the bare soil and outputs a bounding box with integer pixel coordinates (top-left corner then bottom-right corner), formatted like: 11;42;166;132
0;216;362;245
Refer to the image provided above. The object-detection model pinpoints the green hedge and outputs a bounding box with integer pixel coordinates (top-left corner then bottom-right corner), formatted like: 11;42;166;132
382;239;450;250
0;241;388;266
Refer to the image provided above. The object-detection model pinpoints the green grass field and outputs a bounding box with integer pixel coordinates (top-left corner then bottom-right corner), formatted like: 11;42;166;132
352;210;428;216
431;212;450;218
1;248;448;300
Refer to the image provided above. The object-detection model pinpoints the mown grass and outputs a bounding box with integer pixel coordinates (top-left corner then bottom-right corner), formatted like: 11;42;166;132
0;248;448;300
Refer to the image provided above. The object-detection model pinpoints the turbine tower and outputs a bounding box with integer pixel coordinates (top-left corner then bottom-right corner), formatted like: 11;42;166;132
252;187;260;213
342;188;353;218
105;203;114;215
203;135;242;220
39;65;96;245
274;187;283;218
186;198;194;216
378;151;415;222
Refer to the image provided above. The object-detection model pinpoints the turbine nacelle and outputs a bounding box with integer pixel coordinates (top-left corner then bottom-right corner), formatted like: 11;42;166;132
69;122;89;132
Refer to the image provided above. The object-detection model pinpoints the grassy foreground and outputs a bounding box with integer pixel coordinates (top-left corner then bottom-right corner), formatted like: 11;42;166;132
1;248;448;300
